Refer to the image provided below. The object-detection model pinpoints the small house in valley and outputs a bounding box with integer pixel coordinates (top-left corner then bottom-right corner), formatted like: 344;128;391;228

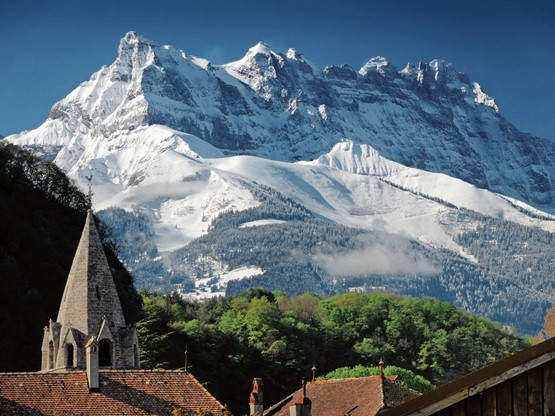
255;369;419;416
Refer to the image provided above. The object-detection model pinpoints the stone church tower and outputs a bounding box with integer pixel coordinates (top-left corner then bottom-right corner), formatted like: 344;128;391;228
41;210;139;371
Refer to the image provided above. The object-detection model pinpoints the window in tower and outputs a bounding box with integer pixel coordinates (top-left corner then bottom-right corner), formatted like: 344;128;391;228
67;344;74;367
99;339;112;367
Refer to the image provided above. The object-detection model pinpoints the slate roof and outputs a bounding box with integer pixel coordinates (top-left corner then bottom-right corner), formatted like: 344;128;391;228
264;376;419;416
0;370;224;415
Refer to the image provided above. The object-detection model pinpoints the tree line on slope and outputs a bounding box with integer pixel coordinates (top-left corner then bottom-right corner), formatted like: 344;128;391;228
137;289;527;415
98;183;555;335
454;213;555;333
178;209;553;334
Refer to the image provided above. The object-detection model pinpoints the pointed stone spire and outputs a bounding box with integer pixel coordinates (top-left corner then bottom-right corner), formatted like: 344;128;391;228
56;210;126;334
41;210;139;371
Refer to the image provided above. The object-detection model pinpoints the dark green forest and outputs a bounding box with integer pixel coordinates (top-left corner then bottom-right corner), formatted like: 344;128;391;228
137;289;526;415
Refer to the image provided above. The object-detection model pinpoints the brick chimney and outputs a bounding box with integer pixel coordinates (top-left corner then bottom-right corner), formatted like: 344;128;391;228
289;379;311;416
85;338;99;391
249;378;264;415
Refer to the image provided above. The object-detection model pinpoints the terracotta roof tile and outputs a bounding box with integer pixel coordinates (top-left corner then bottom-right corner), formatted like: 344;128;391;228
0;370;224;415
264;376;418;416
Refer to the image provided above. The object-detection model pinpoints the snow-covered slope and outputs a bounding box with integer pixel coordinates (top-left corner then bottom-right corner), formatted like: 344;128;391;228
8;31;555;212
209;141;555;251
83;135;555;260
5;32;555;329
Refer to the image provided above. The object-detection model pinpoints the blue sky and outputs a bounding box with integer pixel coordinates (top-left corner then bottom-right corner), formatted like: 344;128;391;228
1;0;553;139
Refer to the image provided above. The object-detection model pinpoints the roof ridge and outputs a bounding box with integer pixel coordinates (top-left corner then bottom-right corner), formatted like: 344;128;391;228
187;370;226;411
313;375;382;384
0;369;195;375
99;369;191;373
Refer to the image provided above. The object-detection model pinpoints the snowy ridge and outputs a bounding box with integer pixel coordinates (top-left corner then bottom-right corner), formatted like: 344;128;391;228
308;140;405;176
9;31;555;211
5;32;555;309
304;140;553;225
84;134;555;259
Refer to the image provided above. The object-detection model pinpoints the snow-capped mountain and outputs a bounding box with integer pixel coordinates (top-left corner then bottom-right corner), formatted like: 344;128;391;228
6;32;555;332
9;31;555;211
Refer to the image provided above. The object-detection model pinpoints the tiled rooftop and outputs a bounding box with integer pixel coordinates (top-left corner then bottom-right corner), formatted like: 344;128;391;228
264;376;419;416
0;369;224;415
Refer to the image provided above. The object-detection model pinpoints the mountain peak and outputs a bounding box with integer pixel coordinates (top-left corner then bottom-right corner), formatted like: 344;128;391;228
359;56;397;77
122;31;156;47
117;31;158;65
223;41;284;81
400;62;416;76
416;59;469;86
286;48;302;59
429;59;458;78
247;42;275;57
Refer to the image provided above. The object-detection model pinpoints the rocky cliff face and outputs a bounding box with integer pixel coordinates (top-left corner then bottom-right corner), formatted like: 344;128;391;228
7;31;555;211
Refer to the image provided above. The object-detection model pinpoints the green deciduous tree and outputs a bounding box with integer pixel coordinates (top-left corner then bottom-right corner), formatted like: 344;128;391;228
137;290;527;415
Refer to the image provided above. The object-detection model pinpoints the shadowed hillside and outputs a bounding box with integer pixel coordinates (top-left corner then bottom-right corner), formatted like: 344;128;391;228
0;142;140;371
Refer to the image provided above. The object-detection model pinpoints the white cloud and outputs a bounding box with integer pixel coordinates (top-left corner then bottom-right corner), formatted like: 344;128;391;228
313;235;437;277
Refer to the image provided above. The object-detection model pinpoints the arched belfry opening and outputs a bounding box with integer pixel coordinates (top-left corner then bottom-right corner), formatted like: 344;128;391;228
66;344;74;367
99;339;112;367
